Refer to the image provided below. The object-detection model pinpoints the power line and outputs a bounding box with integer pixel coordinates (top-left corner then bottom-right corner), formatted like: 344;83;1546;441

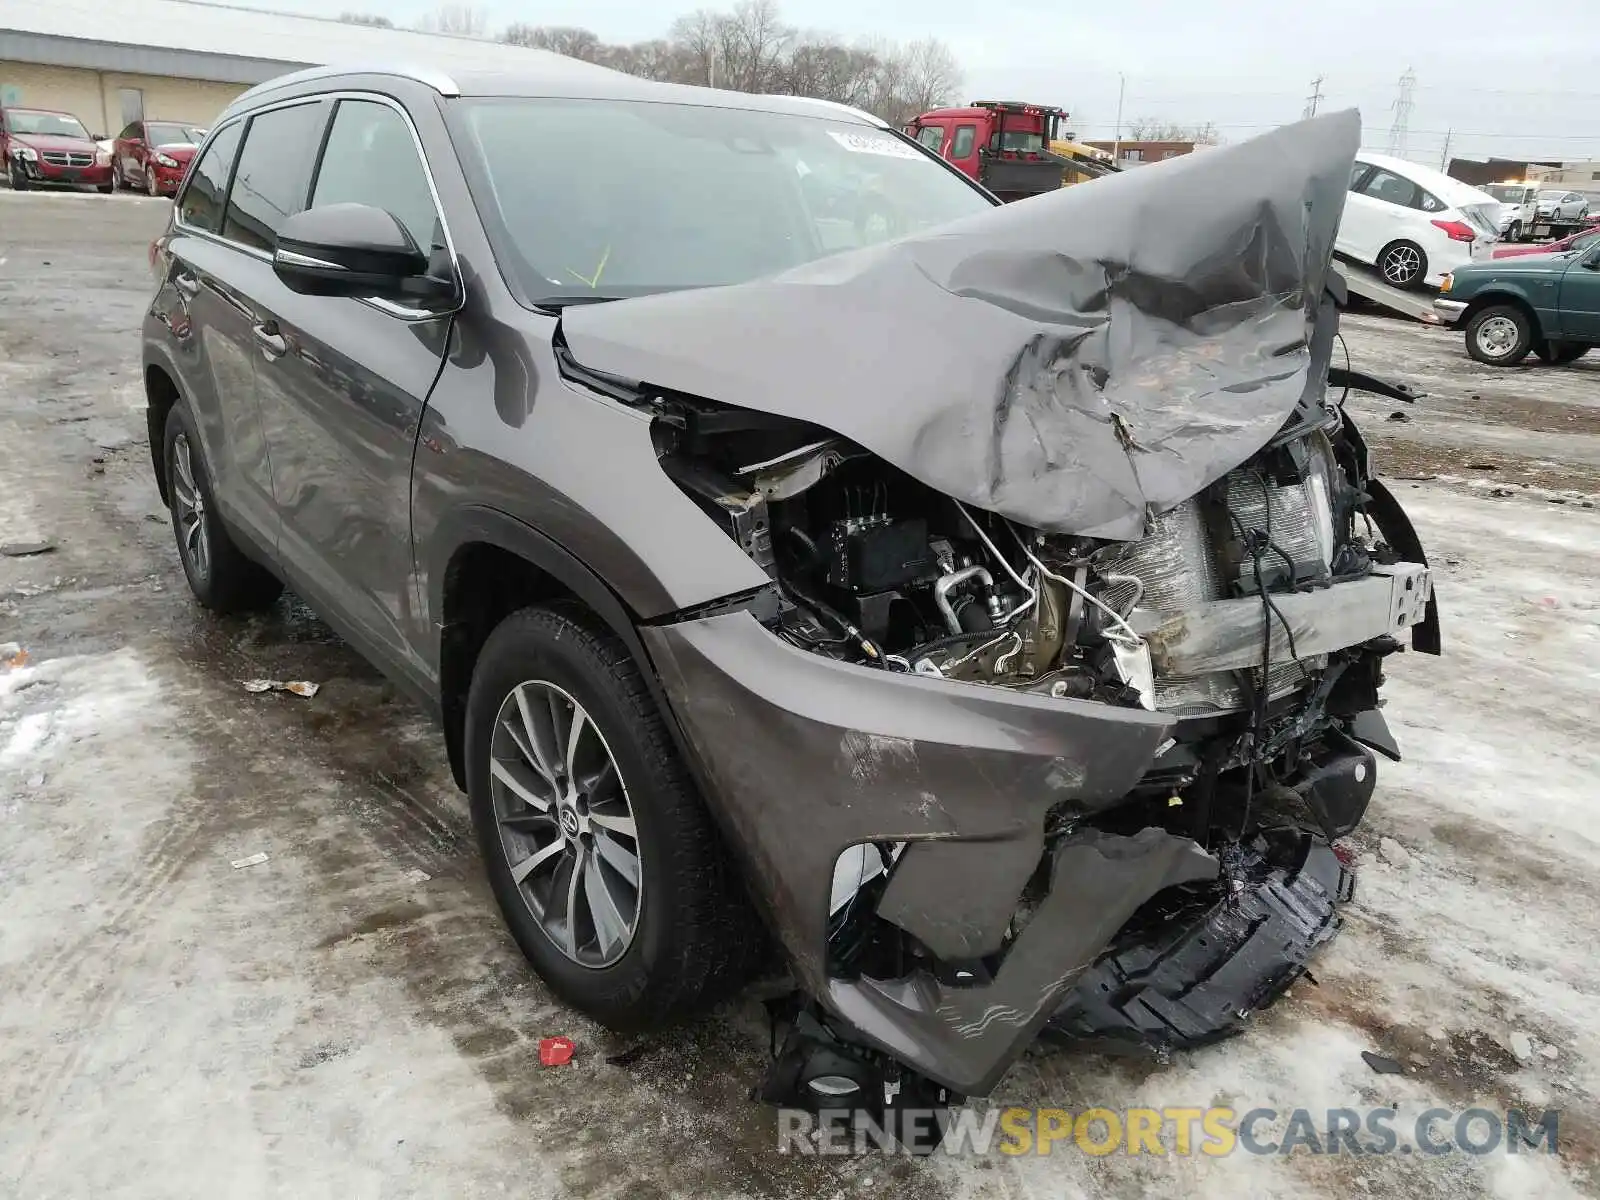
1302;75;1325;120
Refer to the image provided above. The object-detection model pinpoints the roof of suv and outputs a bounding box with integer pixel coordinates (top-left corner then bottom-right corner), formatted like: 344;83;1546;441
223;63;893;129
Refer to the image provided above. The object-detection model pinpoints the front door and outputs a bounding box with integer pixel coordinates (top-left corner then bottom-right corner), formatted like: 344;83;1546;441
1557;244;1600;341
246;95;453;685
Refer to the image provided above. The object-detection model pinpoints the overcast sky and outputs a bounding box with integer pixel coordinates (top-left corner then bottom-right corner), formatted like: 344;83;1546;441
287;0;1599;165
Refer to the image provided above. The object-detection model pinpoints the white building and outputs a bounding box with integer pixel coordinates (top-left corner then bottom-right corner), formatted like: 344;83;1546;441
1;0;565;137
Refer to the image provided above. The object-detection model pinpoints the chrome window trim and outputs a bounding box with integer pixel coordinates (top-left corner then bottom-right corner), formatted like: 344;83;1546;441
173;89;462;322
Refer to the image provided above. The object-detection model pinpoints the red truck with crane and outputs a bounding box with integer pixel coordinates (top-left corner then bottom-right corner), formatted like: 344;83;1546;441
905;100;1072;202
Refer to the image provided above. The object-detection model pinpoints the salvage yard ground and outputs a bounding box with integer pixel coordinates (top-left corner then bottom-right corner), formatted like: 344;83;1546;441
2;190;1597;1200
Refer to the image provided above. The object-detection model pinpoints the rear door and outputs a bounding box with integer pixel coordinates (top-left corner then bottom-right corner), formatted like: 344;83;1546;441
159;120;281;552
247;94;454;684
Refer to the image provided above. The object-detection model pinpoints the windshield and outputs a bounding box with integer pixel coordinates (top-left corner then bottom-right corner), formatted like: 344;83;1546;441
1538;189;1565;201
448;98;990;305
7;110;89;139
1485;185;1529;203
145;123;205;145
997;131;1045;153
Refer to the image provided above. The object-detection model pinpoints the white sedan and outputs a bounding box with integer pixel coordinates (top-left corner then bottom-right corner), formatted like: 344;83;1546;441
1336;152;1502;290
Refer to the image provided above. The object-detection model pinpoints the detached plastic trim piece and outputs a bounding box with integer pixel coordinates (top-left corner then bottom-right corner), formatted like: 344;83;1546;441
1047;830;1352;1052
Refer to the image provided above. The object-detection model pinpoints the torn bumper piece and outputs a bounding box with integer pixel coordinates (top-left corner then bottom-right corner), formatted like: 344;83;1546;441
1048;831;1353;1052
643;608;1223;1095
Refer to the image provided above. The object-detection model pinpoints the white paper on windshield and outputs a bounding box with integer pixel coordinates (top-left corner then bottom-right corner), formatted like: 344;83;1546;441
826;130;922;160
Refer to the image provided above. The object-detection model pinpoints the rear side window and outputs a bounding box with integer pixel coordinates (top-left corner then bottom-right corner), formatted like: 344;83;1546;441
178;122;243;234
1359;168;1420;209
951;124;976;159
310;99;440;254
1419;190;1445;213
224;101;326;252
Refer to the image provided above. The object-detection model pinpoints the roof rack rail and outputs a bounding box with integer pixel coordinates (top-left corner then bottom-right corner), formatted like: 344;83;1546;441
233;63;461;106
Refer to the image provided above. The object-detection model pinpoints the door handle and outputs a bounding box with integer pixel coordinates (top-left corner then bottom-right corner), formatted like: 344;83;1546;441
252;321;288;359
174;272;200;297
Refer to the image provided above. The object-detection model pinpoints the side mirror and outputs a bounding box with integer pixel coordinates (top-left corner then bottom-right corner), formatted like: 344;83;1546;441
93;133;106;142
272;203;453;305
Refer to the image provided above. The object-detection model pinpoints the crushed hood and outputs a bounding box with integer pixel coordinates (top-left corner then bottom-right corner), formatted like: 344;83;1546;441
562;110;1360;540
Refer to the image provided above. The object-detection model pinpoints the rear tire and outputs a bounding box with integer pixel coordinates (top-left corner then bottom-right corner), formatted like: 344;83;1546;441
1378;240;1428;289
1536;340;1589;366
162;404;283;612
1465;304;1534;366
465;604;760;1030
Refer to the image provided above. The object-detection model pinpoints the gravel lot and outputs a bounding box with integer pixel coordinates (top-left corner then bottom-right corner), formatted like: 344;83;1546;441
2;190;1596;1199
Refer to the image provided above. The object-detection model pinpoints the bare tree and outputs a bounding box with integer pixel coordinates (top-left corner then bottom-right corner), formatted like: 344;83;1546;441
668;9;723;85
416;4;488;36
339;11;394;26
894;38;962;118
484;2;967;128
1124;117;1222;144
500;24;604;60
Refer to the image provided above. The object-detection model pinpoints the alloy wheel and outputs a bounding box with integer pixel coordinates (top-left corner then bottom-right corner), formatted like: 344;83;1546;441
170;432;210;581
1381;244;1421;285
1474;315;1521;360
488;680;642;968
146;171;160;198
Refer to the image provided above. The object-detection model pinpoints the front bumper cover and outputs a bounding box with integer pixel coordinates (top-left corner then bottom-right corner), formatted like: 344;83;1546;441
643;609;1226;1094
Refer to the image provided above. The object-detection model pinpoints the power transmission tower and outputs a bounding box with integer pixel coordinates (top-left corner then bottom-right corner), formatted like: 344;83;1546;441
1387;67;1416;157
1302;75;1325;120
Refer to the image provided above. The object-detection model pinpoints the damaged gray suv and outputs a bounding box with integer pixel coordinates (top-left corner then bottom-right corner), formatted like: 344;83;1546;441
143;62;1439;1144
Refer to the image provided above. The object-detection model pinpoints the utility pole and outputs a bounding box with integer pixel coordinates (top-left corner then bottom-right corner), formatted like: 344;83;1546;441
1302;75;1325;120
1387;67;1416;157
1112;73;1126;160
1439;128;1453;172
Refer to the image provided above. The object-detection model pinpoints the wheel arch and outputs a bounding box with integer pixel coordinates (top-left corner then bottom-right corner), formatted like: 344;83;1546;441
144;362;183;505
1461;289;1542;337
429;507;680;792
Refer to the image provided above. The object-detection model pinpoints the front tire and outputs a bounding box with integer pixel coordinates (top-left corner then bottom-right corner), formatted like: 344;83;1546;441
1465;304;1534;366
1378;240;1428;289
8;162;29;192
465;604;759;1030
1508;221;1523;242
146;171;161;198
162;405;283;612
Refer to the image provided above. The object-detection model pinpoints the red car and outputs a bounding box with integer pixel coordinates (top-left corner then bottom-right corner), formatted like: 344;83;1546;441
1;106;113;192
1491;226;1600;259
112;119;207;196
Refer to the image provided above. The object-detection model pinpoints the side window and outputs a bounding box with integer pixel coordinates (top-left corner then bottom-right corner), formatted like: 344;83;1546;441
950;124;976;160
916;125;944;152
308;99;440;253
1359;168;1419;209
119;122;140;140
223;101;326;252
1349;162;1371;190
1419;190;1445;213
178;122;243;234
